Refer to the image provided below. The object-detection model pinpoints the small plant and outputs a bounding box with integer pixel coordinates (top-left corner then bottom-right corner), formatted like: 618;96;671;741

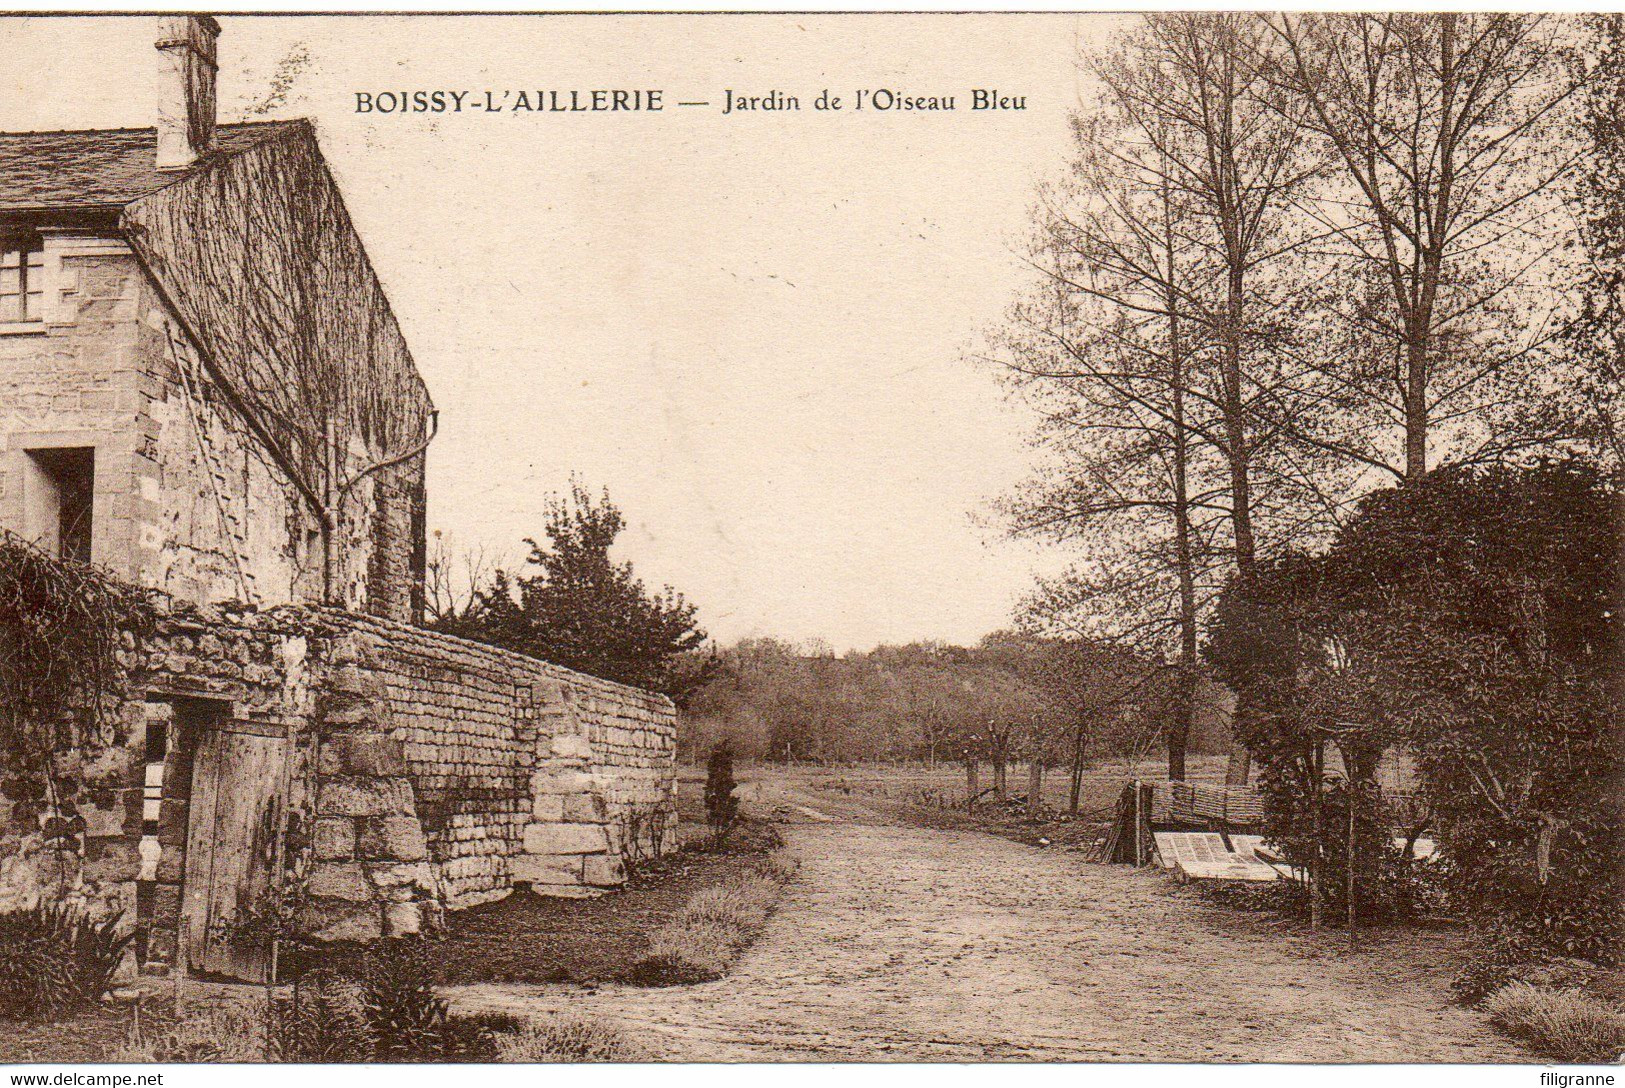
116;1003;267;1063
359;936;454;1060
1483;982;1625;1064
266;970;373;1061
704;742;740;835
496;1014;647;1062
0;904;135;1021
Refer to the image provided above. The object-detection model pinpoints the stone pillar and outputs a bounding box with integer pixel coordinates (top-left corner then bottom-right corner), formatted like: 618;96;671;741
512;682;626;897
304;634;439;940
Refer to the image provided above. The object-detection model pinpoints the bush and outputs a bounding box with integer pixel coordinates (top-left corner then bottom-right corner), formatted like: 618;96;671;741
1483;982;1625;1064
358;935;512;1061
705;743;740;833
1208;460;1623;972
496;1015;647;1062
118;965;525;1063
0;905;134;1021
265;971;373;1062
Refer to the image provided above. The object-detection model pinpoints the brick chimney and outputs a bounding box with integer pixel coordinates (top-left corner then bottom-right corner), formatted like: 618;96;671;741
154;15;221;170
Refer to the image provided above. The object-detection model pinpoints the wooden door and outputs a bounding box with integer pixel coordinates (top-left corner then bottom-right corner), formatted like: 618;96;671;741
181;719;289;982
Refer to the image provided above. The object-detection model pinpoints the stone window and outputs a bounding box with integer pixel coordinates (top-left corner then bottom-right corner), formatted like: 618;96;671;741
0;237;43;323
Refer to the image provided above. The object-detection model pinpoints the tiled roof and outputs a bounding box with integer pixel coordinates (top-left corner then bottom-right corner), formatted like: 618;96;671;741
0;120;302;212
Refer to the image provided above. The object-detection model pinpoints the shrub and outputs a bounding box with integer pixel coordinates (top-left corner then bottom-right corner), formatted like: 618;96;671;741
705;743;740;833
360;936;460;1060
265;971;373;1062
1208;460;1623;969
0;905;134;1021
496;1015;647;1062
1483;982;1625;1064
119;980;522;1063
348;936;517;1061
0;533;154;769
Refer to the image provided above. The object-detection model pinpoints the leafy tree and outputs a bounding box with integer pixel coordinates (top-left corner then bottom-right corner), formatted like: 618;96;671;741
1209;459;1622;962
446;482;710;701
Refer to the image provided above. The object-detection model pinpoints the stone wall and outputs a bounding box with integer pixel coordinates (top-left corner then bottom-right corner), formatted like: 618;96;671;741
0;600;678;972
321;613;678;908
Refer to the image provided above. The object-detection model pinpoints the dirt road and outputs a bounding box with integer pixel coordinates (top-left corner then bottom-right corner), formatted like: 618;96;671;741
446;784;1524;1062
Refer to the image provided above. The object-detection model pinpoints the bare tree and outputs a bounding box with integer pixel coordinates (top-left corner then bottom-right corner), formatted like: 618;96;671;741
423;530;504;630
1257;14;1580;480
989;14;1322;779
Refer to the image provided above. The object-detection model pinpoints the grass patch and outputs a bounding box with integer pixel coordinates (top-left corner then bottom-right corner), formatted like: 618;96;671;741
624;849;797;986
437;818;788;986
496;1015;647;1062
113;1003;268;1063
1483;982;1625;1064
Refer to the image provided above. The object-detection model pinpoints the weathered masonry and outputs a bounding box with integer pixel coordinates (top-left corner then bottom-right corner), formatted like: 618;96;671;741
0;15;681;982
0;17;430;619
0;601;677;980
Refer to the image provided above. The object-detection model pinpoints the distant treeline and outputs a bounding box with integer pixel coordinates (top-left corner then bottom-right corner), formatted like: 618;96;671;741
682;633;1233;774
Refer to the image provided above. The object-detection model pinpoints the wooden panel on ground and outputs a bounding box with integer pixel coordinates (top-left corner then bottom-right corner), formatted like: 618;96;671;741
1229;833;1268;860
181;716;289;982
1395;836;1439;860
1153;831;1278;883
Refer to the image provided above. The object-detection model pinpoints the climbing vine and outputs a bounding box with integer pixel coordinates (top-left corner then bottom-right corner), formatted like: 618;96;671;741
0;533;155;773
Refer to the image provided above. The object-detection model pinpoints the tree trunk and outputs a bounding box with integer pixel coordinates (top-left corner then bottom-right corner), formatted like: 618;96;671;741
1165;220;1199;786
965;756;979;810
1069;717;1088;815
1027;759;1044;818
1310;738;1324;931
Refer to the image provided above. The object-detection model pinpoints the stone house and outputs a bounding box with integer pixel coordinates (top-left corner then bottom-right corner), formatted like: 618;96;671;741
0;16;678;981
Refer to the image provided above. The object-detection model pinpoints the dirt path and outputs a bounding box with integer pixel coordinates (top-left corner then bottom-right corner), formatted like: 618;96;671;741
446;785;1524;1062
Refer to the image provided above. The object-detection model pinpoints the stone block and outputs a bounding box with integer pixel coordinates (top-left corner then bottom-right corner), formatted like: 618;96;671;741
82;839;140;883
562;793;606;823
302;898;382;942
155;846;185;884
383;901;421;936
509;853;581;885
581;854;627;887
306;860;371;902
531;796;564;822
550;733;592;760
338;733;407;777
522;822;608;855
358;817;427;861
81;802;128;839
319;777;409;817
366;861;435;893
313;817;356;860
530;769;593;796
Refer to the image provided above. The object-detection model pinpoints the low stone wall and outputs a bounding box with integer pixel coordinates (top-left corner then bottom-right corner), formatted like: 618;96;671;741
312;613;678;913
0;600;678;970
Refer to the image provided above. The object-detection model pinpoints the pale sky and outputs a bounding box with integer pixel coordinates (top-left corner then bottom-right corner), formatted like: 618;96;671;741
1;13;1116;651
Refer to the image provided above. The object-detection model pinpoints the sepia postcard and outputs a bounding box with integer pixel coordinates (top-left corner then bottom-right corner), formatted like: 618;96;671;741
0;8;1619;1072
